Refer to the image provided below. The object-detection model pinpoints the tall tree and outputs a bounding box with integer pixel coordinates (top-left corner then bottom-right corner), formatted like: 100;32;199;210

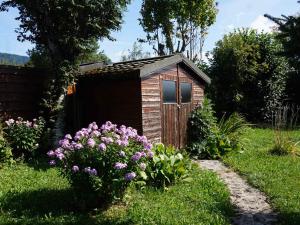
265;2;300;105
139;0;217;61
208;29;289;122
0;0;130;127
121;42;151;61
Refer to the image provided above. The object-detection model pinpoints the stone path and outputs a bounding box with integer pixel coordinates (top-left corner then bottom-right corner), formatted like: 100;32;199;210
197;160;278;225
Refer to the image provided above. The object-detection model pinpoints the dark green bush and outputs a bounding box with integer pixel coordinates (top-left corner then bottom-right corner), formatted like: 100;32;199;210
187;100;248;159
187;97;218;144
146;144;192;188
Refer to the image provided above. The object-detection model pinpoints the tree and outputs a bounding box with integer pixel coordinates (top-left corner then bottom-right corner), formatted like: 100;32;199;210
27;40;111;69
139;0;217;61
121;42;151;61
208;29;289;122
0;0;130;127
265;2;300;105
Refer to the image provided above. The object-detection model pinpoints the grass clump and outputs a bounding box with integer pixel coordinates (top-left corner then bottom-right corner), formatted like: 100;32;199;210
270;105;300;156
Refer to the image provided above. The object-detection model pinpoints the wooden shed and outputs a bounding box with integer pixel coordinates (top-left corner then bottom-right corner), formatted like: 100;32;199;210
69;54;210;148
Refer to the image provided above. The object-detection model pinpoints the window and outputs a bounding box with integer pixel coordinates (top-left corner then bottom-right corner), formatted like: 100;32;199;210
180;82;192;103
163;80;176;103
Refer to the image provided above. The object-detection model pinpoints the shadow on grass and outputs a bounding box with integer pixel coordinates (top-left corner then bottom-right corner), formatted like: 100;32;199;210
0;188;132;225
278;212;300;225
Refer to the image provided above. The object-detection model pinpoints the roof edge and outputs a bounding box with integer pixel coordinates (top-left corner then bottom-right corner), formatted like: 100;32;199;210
140;54;211;84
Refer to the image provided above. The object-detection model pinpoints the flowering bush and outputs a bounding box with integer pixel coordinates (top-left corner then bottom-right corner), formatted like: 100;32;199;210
5;117;45;157
48;121;153;205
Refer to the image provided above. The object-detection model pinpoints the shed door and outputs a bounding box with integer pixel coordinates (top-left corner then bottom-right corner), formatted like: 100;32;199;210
161;69;193;148
178;79;193;148
161;79;180;147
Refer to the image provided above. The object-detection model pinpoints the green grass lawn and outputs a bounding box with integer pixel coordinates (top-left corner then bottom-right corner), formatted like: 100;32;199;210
223;128;300;225
0;161;233;225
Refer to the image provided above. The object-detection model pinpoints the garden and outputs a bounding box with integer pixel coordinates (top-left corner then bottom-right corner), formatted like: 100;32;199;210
0;118;236;225
1;1;300;224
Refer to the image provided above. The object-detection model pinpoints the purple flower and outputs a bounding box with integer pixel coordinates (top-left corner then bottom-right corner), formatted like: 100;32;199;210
98;143;106;151
84;167;91;173
47;150;55;157
65;134;72;140
125;172;136;181
144;143;152;151
59;139;70;148
49;160;56;166
74;131;84;140
101;137;113;144
90;130;100;137
147;151;154;158
116;140;121;145
139;163;147;171
114;162;127;170
90;168;98;176
87;138;96;148
84;167;97;176
74;143;83;150
56;153;65;160
131;152;142;161
72;165;79;172
119;151;126;157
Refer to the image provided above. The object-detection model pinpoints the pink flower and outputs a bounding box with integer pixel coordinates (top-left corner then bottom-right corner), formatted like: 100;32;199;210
98;143;106;151
87;138;96;148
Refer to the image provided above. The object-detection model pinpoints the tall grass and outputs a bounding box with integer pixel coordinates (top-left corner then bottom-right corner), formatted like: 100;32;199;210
270;105;300;156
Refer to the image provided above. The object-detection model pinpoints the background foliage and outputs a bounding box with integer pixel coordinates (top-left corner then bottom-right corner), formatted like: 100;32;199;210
208;29;289;122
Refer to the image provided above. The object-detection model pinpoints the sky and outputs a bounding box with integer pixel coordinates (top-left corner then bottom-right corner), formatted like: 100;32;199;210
0;0;299;62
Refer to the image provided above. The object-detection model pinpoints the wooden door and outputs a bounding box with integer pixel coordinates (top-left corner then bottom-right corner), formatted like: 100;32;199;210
178;78;193;148
161;76;179;147
161;67;193;148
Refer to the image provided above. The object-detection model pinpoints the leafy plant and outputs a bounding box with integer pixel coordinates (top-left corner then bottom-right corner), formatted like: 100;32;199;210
48;121;153;208
146;144;192;188
4;117;45;158
0;122;13;165
187;97;218;144
187;101;248;159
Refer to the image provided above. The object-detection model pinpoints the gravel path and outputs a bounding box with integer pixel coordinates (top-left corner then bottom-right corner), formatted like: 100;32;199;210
197;160;278;225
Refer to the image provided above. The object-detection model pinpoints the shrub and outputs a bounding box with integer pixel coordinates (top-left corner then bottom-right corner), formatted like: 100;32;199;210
187;97;218;144
146;144;192;188
4;117;45;157
187;101;248;159
47;121;153;206
0;123;13;165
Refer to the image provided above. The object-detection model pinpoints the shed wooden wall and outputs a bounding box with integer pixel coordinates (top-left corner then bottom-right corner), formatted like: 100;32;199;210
75;77;143;133
0;66;48;120
141;63;205;146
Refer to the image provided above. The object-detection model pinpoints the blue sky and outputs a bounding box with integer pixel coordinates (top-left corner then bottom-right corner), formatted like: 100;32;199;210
0;0;299;62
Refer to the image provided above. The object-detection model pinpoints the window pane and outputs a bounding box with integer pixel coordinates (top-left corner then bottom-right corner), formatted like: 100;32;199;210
163;80;176;103
180;82;192;103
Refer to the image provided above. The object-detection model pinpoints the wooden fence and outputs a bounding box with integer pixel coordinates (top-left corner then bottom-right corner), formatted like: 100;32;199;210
0;65;48;120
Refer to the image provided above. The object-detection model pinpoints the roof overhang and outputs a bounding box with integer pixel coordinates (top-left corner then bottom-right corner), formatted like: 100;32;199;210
140;54;211;84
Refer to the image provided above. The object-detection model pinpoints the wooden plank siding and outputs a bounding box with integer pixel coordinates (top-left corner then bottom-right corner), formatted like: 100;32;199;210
74;77;143;134
141;73;162;143
0;66;48;120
